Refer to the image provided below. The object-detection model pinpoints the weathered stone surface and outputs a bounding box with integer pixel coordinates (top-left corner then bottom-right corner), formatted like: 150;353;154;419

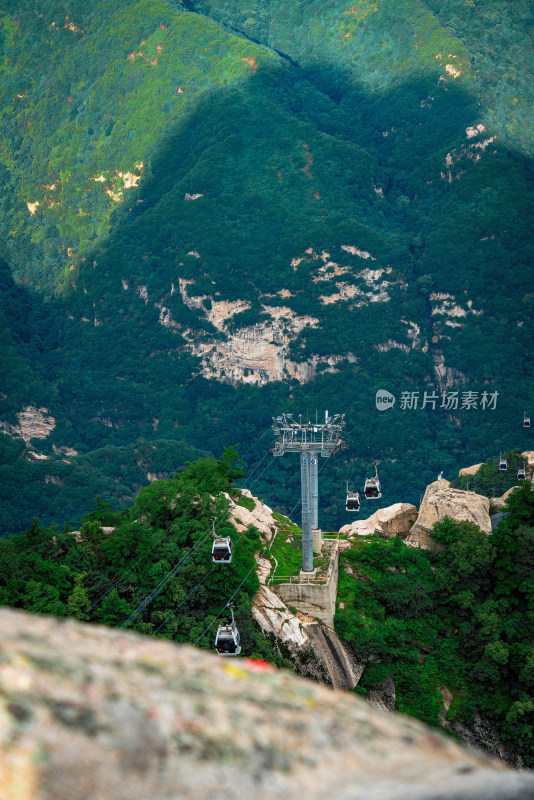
252;585;309;648
0;405;55;443
340;503;417;539
438;684;523;766
446;712;525;769
177;279;348;385
225;490;277;541
367;675;397;713
252;585;363;690
459;463;484;477
491;486;519;511
2;609;533;800
406;480;491;550
522;451;534;479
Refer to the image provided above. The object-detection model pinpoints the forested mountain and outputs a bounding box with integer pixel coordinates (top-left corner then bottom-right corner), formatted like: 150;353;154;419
0;0;533;534
3;451;534;765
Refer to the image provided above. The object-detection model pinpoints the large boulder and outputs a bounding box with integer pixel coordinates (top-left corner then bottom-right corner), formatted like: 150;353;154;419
491;486;519;512
459;462;484;477
1;608;534;800
405;479;491;550
340;503;417;539
522;451;534;480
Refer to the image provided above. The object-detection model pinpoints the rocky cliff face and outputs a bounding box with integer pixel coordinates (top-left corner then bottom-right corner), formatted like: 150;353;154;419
0;406;56;444
176;279;354;385
225;490;278;541
340;503;417;539
405;479;491;550
2;608;534;800
252;585;363;691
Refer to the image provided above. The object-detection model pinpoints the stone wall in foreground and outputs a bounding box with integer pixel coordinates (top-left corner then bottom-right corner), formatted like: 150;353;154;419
1;608;534;800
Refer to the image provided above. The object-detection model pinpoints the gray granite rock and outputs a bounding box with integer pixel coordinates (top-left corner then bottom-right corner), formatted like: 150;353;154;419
0;608;533;800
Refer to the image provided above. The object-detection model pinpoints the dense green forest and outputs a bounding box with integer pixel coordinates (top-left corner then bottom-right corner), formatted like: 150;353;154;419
337;480;534;766
0;450;286;662
2;451;534;764
0;0;533;535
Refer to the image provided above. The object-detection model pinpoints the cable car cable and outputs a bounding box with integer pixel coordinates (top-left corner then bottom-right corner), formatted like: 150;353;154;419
90;430;274;611
193;557;264;648
153;514;268;635
152;566;217;635
120;455;284;629
122;425;336;635
195;452;339;643
138;461;304;635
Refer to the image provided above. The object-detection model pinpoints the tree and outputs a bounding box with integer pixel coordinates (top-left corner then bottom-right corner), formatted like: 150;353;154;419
67;572;91;621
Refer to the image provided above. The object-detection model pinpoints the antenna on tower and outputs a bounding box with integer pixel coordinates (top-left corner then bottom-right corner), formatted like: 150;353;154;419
271;411;347;572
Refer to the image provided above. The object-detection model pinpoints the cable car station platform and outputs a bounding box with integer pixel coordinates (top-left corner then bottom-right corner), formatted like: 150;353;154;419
268;533;340;628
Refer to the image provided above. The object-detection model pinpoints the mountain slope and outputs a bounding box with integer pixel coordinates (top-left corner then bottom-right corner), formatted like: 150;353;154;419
0;0;533;534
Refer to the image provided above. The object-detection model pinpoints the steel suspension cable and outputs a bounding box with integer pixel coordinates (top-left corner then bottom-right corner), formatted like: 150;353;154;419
90;427;273;611
137;462;302;635
119;449;282;629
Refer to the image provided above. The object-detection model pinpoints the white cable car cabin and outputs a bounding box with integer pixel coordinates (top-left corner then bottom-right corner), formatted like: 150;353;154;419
518;463;527;480
498;453;508;472
346;480;360;512
214;607;241;656
211;536;233;564
524;412;531;429
364;465;382;500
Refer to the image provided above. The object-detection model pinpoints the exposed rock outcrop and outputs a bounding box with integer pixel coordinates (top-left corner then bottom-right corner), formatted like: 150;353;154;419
432;350;467;392
2;608;533;800
0;405;56;443
491;486;519;511
173;278;359;385
177;279;338;385
225;490;277;541
459;463;484;477
522;451;534;480
367;675;397;713
444;710;525;769
405;480;491;550
252;585;363;690
340;503;417;539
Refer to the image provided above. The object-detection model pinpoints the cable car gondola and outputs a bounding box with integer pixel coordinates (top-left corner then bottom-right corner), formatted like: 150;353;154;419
346;480;360;512
211;518;233;564
498;453;508;472
524;412;531;429
214;605;241;656
364;465;382;500
212;536;233;564
518;463;527;480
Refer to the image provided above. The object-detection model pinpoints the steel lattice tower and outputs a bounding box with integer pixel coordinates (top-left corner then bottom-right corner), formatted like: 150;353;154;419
271;412;346;572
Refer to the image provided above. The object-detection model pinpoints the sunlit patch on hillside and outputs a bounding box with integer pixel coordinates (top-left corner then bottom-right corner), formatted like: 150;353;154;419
242;56;258;74
430;293;483;320
64;17;82;34
91;165;144;202
441;133;496;182
343;1;380;21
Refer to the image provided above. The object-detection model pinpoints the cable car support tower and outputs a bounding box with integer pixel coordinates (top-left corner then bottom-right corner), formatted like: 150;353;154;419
271;412;347;573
